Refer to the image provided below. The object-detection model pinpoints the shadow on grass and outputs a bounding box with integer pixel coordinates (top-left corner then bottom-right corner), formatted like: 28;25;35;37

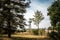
11;37;53;40
0;36;53;40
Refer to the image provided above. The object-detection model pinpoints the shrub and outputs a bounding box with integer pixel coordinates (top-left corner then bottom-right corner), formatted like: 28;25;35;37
48;31;60;40
32;29;39;35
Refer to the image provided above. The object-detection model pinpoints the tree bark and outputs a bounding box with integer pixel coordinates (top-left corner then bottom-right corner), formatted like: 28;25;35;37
29;23;31;33
8;19;11;38
38;24;40;35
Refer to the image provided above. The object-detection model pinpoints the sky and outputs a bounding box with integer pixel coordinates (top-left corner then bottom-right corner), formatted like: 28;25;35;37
24;0;54;29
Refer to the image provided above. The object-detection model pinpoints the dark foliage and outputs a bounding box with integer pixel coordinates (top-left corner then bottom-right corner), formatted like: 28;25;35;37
32;29;39;35
0;0;30;37
48;31;60;40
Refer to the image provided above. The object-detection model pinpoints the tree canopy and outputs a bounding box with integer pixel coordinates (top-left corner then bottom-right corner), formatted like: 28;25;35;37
0;0;30;37
33;10;44;26
48;0;60;27
47;0;60;39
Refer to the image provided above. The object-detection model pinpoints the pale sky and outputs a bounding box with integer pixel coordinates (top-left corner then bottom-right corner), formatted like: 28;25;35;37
24;0;54;29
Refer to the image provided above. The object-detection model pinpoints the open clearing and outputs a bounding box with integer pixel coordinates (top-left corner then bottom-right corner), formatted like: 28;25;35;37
0;35;53;40
0;32;53;40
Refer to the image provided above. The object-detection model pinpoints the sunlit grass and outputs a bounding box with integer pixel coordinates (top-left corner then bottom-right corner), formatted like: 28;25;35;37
0;33;53;40
0;32;53;40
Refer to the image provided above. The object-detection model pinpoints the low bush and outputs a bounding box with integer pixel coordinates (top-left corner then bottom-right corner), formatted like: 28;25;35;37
48;31;60;40
32;29;39;35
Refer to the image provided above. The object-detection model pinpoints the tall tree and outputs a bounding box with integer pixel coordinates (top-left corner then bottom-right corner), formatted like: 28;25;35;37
32;10;44;35
47;1;60;40
0;0;30;37
47;0;60;30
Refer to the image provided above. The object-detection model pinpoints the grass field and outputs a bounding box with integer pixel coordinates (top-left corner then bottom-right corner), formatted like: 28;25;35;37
0;37;53;40
0;32;53;40
0;34;53;40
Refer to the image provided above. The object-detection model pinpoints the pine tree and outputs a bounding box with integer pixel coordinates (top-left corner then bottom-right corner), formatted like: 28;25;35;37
0;0;30;37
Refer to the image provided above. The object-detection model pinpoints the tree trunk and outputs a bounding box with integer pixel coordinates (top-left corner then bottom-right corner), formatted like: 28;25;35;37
38;24;40;35
7;0;11;38
8;20;11;38
29;23;31;33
